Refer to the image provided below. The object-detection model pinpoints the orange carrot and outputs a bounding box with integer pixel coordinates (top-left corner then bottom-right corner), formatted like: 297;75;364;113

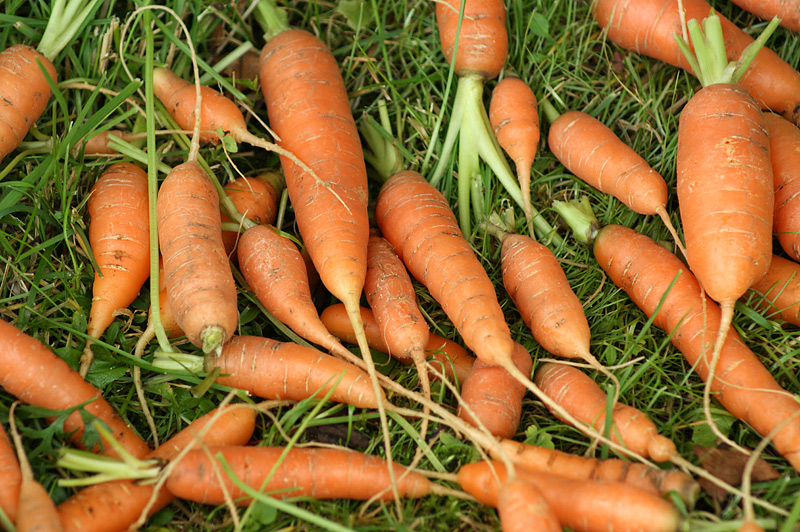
748;254;800;326
492;439;700;506
165;446;432;504
728;0;800;33
81;130;140;156
458;461;681;532
204;335;384;409
534;362;676;462
0;422;21;524
764;112;800;262
0;319;149;459
489;76;540;230
457;341;532;439
496;479;561;532
220;172;283;258
593;0;800;126
319;303;476;383
435;0;507;80
156;160;238;354
236;224;353;361
81;162;150;375
57;403;257;532
376;170;515;368
594;223;800;471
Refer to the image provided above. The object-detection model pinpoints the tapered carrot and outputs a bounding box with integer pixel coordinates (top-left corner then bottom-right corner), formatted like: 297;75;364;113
496;479;561;532
594;224;800;471
319;303;476;383
534;362;677;462
489;76;540;232
0;319;149;459
57;403;257;532
457;341;532;439
728;0;800;34
0;422;21;524
748;254;800;327
80;162;150;376
458;460;681;532
593;0;800;127
763;112;800;262
165;446;432;504
492;439;700;506
221;172;283;258
157;160;239;354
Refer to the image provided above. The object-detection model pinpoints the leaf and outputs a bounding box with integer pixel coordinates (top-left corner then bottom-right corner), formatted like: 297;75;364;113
222;132;238;153
528;12;551;41
693;445;780;503
691;415;735;447
336;0;373;32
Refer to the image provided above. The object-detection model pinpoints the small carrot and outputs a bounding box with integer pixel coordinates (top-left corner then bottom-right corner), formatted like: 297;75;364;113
748;254;800;327
457;341;532;439
458;460;681;532
496;479;561;532
220;172;283;258
764;112;800;262
492;438;700;506
81;162;151;376
534;362;677;462
165;445;433;504
81;130;141;156
0;319;149;459
319;303;476;383
489;75;540;233
157;160;239;354
0;422;21;524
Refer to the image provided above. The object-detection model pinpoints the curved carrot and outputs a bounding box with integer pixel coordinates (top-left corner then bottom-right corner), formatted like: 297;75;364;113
156;160;238;354
593;0;800;126
0;423;21;524
457;341;532;439
205;335;384;409
458;460;681;532
728;0;800;34
492;439;700;506
434;0;507;80
221;172;283;258
534;362;676;462
594;224;800;471
165;446;432;504
0;319;149;459
748;254;800;327
497;479;561;532
489;76;540;231
81;162;150;375
319;303;476;384
57;404;257;532
376;170;514;368
764;112;800;262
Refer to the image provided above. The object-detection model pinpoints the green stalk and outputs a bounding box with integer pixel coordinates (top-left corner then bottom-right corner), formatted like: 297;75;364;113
37;0;103;62
253;0;290;41
552;197;600;246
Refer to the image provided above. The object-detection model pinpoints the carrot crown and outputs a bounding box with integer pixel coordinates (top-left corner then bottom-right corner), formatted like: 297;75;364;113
673;11;781;87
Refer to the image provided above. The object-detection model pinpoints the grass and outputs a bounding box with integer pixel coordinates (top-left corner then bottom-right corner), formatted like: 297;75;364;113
1;0;800;530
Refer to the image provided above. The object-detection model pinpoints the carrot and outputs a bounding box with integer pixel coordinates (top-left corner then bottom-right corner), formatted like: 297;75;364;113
57;403;257;532
492;438;700;506
488;75;540;233
435;0;507;80
236;224;354;361
319;303;476;383
0;319;149;459
81;130;141;156
763;112;800;262
80;162;151;376
534;362;677;462
594;0;800;126
203;335;384;409
458;460;681;532
748;254;800;326
156;160;239;354
593;223;800;471
220;172;283;259
456;341;532;439
8;403;62;532
496;479;561;532
0;422;21;524
728;0;800;34
165;445;432;504
376;170;515;368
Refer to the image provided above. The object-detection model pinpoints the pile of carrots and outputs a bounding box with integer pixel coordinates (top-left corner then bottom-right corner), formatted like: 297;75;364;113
2;0;800;530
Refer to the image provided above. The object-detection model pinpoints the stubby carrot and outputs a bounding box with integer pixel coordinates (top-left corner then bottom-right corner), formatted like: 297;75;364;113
57;404;257;532
319;303;475;383
0;423;21;524
165;446;432;504
497;479;561;532
594;224;800;471
0;319;149;459
81;162;150;376
157;161;239;354
764;112;800;262
748;254;800;327
221;172;283;258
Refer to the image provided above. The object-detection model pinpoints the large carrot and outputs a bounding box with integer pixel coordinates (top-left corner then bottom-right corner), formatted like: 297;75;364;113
748;254;800;327
458;460;681;532
0;319;149;459
593;223;800;471
57;403;257;532
156;160;239;354
764;112;800;262
80;162;150;376
0;422;21;524
728;0;800;33
164;446;433;504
